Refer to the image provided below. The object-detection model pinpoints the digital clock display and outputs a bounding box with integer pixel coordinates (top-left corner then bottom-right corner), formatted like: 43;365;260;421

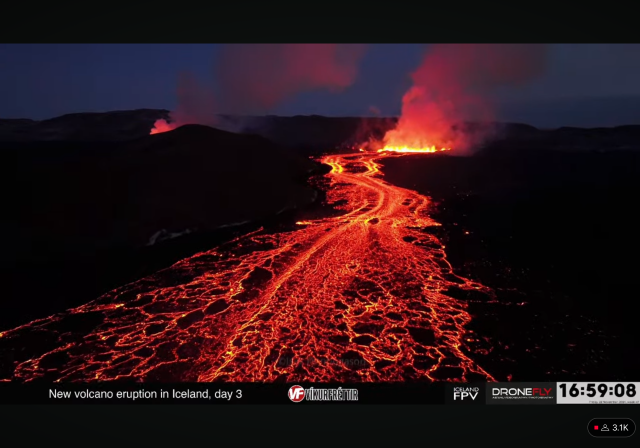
557;382;640;404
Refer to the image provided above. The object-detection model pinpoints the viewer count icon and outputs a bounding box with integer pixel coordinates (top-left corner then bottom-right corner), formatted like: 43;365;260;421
588;418;635;438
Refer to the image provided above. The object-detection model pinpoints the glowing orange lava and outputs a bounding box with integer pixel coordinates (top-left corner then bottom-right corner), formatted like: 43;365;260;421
377;146;450;154
0;151;494;382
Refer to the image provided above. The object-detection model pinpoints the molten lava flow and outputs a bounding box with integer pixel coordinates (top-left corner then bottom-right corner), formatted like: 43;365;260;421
0;151;495;382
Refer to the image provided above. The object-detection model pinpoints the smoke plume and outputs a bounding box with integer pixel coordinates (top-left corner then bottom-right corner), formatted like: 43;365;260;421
151;72;218;133
381;44;549;154
368;105;381;116
151;44;367;134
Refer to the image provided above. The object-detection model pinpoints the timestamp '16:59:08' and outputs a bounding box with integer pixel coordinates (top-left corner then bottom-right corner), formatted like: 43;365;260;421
560;383;636;398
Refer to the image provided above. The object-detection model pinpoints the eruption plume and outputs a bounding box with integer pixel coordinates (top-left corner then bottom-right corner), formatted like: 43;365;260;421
151;44;367;134
151;72;217;134
379;44;549;154
216;44;366;115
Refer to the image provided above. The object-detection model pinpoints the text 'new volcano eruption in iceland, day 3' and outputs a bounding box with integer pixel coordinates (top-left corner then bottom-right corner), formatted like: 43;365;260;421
0;44;549;382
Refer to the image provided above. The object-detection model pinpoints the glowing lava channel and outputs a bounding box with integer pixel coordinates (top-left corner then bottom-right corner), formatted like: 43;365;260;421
0;151;495;383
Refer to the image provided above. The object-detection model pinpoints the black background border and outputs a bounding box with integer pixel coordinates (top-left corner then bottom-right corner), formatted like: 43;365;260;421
3;4;639;445
1;5;636;42
2;405;639;444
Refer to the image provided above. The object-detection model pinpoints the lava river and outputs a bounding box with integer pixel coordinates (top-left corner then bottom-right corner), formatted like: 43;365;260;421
0;152;497;382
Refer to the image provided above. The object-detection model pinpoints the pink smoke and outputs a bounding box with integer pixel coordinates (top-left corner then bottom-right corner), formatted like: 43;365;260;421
382;44;549;154
151;44;367;134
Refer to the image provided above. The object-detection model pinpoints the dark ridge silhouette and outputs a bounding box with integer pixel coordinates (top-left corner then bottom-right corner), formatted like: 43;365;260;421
4;123;319;265
4;109;640;154
1;123;322;328
0;109;170;142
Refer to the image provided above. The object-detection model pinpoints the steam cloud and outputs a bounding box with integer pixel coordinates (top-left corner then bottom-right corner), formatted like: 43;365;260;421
152;44;367;134
382;44;549;154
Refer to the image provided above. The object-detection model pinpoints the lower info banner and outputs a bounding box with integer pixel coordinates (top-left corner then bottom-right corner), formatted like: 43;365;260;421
0;382;637;404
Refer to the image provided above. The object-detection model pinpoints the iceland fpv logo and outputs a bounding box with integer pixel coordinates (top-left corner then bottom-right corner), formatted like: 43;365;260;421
453;386;479;401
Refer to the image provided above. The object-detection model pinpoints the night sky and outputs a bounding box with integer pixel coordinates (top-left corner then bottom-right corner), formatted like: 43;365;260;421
2;44;640;128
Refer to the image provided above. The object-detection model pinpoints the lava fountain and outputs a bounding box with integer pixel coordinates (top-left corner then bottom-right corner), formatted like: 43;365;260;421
377;146;450;153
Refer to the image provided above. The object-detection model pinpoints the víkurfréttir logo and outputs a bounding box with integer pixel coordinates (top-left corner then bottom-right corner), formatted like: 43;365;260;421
287;386;358;402
288;385;305;402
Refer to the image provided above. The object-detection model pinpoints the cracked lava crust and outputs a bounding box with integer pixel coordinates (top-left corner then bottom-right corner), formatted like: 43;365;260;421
0;152;497;382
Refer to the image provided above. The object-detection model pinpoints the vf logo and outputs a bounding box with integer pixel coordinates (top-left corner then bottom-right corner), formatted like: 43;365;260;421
288;385;305;402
